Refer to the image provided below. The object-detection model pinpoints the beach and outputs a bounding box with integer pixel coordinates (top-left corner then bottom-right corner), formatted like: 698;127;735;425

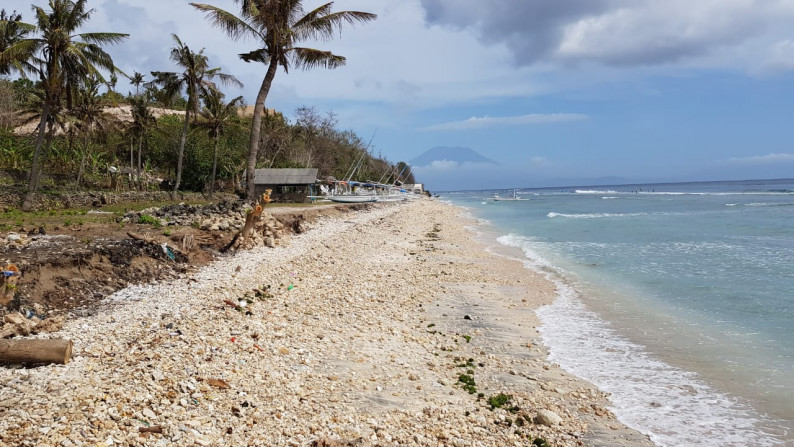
0;199;652;446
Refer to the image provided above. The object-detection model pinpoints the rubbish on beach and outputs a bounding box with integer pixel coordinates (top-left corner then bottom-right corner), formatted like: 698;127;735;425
287;284;295;291
1;264;20;307
138;426;163;434
161;243;175;261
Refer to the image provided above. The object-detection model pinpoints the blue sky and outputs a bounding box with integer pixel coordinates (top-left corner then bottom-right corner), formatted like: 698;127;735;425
7;0;794;190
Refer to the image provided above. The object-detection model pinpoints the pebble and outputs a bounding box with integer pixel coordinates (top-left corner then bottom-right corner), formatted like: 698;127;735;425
0;200;642;447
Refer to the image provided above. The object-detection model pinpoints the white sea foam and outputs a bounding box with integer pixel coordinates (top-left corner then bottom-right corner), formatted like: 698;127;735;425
537;293;786;447
547;211;648;219
497;234;787;447
602;196;619;199
575;189;619;194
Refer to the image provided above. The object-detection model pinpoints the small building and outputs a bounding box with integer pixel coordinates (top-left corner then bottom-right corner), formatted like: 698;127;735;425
254;168;318;203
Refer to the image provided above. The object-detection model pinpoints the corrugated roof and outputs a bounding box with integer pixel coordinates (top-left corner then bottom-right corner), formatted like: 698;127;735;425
254;168;318;185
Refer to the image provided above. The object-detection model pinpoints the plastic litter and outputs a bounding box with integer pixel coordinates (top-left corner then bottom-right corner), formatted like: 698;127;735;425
161;243;175;261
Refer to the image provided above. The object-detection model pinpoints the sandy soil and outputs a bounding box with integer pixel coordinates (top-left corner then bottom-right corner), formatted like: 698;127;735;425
0;199;654;446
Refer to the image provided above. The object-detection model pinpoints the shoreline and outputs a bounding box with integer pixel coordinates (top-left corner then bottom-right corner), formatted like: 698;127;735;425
0;199;652;446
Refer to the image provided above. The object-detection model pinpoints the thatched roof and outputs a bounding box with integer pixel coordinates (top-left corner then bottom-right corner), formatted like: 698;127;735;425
254;168;318;185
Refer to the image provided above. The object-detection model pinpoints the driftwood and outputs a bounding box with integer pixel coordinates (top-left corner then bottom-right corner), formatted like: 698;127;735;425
0;338;73;364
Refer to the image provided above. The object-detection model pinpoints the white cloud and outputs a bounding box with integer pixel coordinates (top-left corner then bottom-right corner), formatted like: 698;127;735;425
421;113;587;131
428;160;460;170
759;40;794;73
421;0;794;70
725;153;794;164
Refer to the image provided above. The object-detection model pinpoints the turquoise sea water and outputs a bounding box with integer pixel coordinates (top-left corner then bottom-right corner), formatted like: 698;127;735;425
443;179;793;446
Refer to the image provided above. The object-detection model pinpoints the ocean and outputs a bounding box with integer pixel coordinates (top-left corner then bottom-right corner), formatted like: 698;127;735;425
442;178;793;446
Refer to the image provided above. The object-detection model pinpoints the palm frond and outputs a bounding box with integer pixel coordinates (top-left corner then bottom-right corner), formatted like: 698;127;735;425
239;47;269;64
210;71;244;88
77;32;129;46
289;47;345;70
190;3;260;41
294;10;377;42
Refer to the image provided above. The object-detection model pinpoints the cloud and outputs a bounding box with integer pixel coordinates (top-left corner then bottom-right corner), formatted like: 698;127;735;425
419;0;794;68
759;40;794;73
428;160;460;170
421;113;588;131
725;153;794;165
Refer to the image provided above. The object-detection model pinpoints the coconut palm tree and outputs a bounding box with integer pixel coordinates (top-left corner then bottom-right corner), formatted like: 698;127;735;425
0;9;35;76
198;86;243;197
190;0;376;200
6;0;128;209
150;34;241;199
71;76;116;187
129;95;155;189
129;71;145;96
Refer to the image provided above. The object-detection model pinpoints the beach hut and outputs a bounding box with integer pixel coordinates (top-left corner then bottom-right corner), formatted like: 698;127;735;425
253;168;319;203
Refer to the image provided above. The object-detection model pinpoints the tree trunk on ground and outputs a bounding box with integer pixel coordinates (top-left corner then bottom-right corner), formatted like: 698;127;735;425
0;339;73;365
173;108;191;200
246;59;279;201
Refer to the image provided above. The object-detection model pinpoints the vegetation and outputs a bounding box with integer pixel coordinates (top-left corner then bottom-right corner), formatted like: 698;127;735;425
191;0;377;200
0;2;410;206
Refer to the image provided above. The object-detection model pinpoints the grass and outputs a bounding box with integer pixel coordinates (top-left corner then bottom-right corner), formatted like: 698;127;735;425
137;214;162;228
457;374;477;394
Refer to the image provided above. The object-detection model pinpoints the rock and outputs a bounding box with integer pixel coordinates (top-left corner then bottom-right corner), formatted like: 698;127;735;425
534;409;562;426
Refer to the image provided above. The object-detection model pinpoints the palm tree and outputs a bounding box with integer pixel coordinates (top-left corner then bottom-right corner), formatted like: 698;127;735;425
191;0;376;200
5;0;128;210
71;76;116;187
129;71;145;96
150;34;241;199
0;9;35;76
198;86;243;197
129;95;155;189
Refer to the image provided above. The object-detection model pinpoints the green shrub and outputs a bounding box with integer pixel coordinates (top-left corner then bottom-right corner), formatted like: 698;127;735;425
138;214;162;228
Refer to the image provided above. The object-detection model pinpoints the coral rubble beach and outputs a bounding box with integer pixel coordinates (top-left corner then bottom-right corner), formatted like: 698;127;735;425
0;199;653;446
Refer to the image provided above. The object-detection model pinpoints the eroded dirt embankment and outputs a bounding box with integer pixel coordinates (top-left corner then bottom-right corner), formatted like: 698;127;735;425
1;202;373;318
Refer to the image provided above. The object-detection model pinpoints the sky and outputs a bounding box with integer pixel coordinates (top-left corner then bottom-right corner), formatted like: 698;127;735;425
6;0;794;190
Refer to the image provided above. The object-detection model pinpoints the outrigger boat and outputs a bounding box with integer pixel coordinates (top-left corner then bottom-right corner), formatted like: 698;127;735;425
492;190;527;201
328;194;378;203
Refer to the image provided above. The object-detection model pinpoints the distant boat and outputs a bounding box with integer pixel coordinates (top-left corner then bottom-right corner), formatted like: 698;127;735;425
493;190;528;201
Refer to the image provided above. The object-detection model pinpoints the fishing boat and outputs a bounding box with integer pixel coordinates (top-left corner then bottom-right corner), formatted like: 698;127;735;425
328;195;378;203
492;190;527;201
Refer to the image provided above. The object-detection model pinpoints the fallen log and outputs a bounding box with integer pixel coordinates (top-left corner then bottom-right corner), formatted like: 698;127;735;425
0;338;73;365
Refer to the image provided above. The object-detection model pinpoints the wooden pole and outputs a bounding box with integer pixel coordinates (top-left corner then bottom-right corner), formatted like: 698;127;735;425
0;339;73;365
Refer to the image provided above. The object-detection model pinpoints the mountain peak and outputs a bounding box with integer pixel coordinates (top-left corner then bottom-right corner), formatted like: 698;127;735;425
410;146;497;167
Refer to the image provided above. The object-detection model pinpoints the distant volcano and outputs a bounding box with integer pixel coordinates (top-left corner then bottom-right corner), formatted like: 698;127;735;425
410;146;497;167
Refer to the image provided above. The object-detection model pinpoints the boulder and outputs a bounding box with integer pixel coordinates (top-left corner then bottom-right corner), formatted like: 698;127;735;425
534;409;562;426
